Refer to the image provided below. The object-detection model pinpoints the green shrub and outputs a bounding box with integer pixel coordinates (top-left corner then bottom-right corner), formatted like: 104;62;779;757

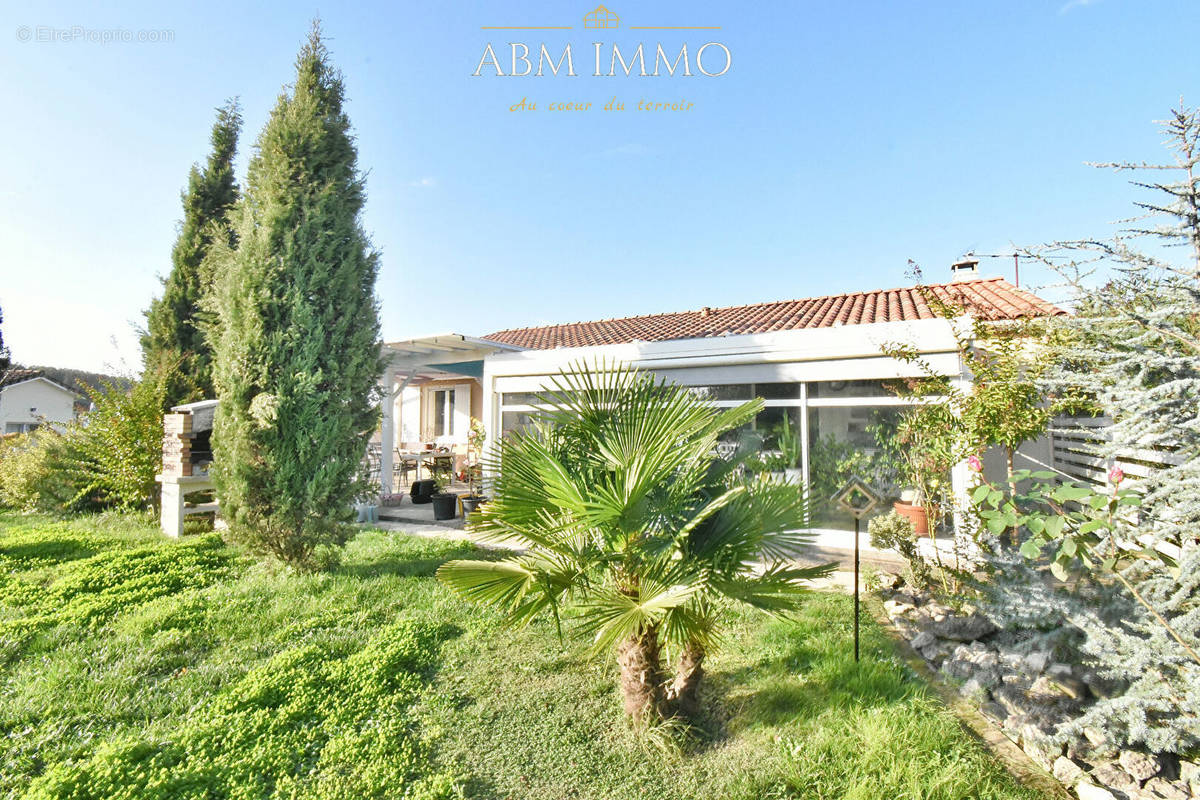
868;511;930;589
0;429;83;512
66;376;167;512
0;372;168;514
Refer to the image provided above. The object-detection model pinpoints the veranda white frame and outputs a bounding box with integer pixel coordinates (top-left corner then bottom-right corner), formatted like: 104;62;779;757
482;316;976;535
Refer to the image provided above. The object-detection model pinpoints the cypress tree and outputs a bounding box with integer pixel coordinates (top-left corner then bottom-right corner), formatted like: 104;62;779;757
143;100;241;405
211;23;382;566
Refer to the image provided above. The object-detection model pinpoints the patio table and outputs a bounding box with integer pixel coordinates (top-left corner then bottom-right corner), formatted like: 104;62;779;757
396;451;455;482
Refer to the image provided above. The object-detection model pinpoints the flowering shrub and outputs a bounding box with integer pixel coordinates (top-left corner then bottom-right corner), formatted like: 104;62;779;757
970;468;1151;581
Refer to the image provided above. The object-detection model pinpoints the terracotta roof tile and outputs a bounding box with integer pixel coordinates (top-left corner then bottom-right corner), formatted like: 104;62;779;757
482;277;1065;351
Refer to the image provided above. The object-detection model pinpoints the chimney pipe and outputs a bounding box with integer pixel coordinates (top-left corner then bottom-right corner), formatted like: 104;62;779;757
951;258;979;281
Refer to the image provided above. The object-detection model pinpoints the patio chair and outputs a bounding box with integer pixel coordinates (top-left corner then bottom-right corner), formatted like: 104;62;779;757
364;445;382;487
393;448;416;488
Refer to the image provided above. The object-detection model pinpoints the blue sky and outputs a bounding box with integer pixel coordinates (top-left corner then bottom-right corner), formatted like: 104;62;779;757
2;0;1197;373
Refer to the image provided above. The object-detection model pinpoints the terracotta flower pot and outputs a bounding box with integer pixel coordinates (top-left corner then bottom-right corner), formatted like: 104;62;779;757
892;500;929;536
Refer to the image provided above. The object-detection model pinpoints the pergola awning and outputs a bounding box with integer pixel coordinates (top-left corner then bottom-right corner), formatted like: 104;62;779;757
381;334;524;381
376;334;524;494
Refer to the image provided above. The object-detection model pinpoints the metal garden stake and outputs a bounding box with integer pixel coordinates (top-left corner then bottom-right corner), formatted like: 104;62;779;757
832;477;881;662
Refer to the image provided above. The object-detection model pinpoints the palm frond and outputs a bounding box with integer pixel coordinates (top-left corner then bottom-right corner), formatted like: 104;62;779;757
579;579;702;654
711;561;836;614
436;558;536;611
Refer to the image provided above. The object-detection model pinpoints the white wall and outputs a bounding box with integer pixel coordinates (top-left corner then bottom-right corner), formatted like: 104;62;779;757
0;379;77;433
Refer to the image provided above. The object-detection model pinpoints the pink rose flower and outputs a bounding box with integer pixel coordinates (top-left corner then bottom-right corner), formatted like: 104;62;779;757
967;454;983;473
1108;466;1125;485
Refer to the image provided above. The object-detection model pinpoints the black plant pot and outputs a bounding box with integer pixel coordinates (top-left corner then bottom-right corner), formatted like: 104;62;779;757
410;479;436;504
460;495;486;515
431;493;459;520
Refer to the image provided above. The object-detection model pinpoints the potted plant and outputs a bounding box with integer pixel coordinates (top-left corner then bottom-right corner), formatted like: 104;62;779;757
891;402;962;539
763;452;789;482
354;456;379;522
891;487;930;536
460;418;488;515
430;474;458;521
774;419;803;485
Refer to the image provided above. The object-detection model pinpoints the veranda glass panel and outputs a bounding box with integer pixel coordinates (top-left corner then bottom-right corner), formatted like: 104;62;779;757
687;384;753;401
807;405;904;531
808;379;896;399
754;382;801;400
741;407;802;478
500;411;535;436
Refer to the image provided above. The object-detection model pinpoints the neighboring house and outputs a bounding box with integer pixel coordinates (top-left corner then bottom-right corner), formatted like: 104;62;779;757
379;263;1066;533
0;369;82;434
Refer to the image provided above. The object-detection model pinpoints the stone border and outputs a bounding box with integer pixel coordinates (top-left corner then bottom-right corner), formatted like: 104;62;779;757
867;595;1072;799
874;578;1198;800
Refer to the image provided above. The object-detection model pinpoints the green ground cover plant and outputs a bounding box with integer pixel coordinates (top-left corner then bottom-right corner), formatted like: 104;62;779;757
0;512;1042;800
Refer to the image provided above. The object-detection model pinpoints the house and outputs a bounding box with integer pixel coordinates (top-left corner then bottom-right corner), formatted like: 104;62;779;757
379;263;1066;534
0;369;82;434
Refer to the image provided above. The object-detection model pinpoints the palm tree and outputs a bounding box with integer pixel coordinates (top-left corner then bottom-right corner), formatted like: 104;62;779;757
437;362;834;725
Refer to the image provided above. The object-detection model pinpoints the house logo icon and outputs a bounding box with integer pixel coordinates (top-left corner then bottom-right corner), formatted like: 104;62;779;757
584;5;619;29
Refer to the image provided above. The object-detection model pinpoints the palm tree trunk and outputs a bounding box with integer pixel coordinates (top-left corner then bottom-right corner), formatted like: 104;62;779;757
616;626;664;725
665;639;705;718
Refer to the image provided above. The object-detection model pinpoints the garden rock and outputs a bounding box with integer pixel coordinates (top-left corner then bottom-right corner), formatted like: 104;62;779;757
1029;675;1072;700
1023;650;1051;674
1075;781;1119;800
927;613;997;642
1093;762;1140;794
1048;673;1089;701
969;649;1000;670
1177;760;1198;784
884;599;915;618
910;631;936;650
1047;662;1073;679
959;677;992;703
1018;724;1061;770
980;701;1007;725
1081;668;1121;700
1084;727;1113;750
1143;777;1188;800
941;655;975;681
1053;756;1085;785
994;684;1038;718
1120;751;1162;782
999;651;1025;670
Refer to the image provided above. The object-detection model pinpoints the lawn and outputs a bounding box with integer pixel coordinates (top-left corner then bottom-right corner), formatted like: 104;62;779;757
0;512;1041;800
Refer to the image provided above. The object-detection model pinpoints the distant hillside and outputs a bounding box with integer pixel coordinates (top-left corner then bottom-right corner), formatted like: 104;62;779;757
9;365;132;399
